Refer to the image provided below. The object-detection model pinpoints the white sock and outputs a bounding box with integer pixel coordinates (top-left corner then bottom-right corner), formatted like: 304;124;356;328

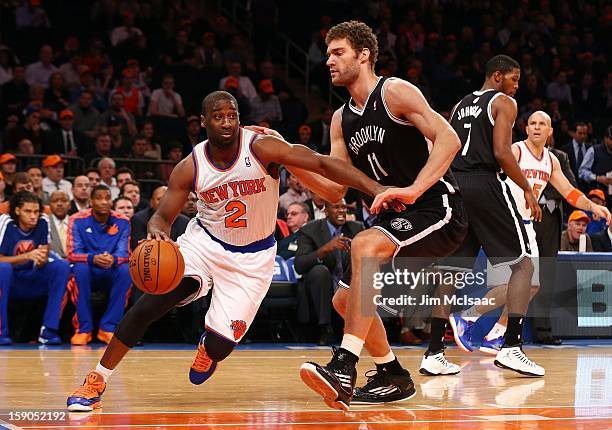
95;363;114;381
461;306;481;322
340;334;365;357
486;323;507;340
372;351;395;365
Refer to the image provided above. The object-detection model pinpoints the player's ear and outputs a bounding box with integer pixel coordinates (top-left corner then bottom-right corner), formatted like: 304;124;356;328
360;48;370;64
200;114;206;128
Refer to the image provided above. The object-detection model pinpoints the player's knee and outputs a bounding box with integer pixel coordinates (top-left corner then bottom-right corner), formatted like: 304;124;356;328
512;256;534;274
204;331;235;361
351;232;391;259
530;284;540;295
332;289;347;316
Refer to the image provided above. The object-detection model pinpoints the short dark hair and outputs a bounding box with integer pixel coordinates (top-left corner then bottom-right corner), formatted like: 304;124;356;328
485;55;520;78
9;191;41;222
326;20;378;70
24;164;41;173
116;166;135;179
84;167;100;176
13;172;32;185
202;91;238;115
120;180;140;195
288;201;310;216
574;121;587;130
112;196;133;209
91;184;111;198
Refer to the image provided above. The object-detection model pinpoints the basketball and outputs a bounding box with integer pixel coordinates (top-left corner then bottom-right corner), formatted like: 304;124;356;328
129;240;185;295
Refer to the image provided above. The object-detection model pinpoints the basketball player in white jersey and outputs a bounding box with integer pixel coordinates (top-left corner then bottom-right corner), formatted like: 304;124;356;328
436;111;609;360
66;91;396;411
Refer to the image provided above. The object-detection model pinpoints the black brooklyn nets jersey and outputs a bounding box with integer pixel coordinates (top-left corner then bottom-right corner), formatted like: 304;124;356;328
341;77;458;205
450;89;505;173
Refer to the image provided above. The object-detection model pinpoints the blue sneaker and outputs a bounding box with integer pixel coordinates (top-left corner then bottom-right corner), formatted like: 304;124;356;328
0;336;12;345
38;326;62;345
189;333;218;385
479;336;504;356
448;313;474;352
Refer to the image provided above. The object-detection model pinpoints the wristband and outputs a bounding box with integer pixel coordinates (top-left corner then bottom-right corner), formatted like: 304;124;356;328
565;188;584;206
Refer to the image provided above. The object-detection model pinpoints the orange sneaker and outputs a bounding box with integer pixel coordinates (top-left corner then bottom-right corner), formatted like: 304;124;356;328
71;332;92;345
66;371;106;411
96;330;113;344
189;333;218;385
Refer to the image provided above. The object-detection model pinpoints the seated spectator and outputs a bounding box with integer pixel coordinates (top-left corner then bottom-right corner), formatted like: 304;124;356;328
115;167;136;190
591;224;612;252
97;157;119;199
161;141;183;182
195;31;224;70
296;124;317;151
578;125;612;198
0;172;46;214
70;175;91;214
49;109;87;156
41;155;72;198
149;74;185;118
277;202;310;259
127;135;157;178
25;165;46;203
307;105;333;154
16;138;35;155
181;115;204;153
585;189;609;235
279;172;309;210
99;92;137;137
112;196;134;219
58;52;83;92
48;190;70;259
84;133;113;167
110;10;143;48
181;191;197;219
111;68;143;117
224;76;252;122
5;106;54;153
25;45;57;88
0;192;70;345
69;90;100;142
85;167;101;188
140;120;163;158
561;210;593;251
67;186;132;345
44;72;70;113
120;180;148;212
294;200;364;345
107;115;130;157
130;185;189;255
250;79;282;124
1;65;29;115
0;153;18;191
219;62;257;100
304;191;326;221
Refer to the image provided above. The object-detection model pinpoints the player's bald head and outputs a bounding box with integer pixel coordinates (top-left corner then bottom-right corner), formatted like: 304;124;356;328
528;110;551;127
201;91;238;116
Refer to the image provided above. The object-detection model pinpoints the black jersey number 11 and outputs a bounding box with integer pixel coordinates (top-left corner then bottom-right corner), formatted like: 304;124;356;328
367;153;389;181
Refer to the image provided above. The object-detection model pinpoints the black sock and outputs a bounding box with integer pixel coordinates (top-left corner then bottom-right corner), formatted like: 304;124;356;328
428;318;448;353
376;357;405;375
337;347;359;365
503;314;525;347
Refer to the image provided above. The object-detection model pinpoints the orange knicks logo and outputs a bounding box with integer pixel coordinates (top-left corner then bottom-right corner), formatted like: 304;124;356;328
230;320;247;340
107;224;119;235
14;240;35;255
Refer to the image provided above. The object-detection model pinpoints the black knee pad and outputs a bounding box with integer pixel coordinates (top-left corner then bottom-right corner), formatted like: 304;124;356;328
204;331;236;361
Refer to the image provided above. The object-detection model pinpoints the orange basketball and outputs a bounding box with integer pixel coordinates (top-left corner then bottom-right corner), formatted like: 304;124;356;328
129;240;185;295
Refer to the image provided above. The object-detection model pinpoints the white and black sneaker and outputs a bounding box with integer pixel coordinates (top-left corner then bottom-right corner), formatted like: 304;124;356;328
494;346;545;377
352;369;416;404
300;347;357;411
419;349;461;376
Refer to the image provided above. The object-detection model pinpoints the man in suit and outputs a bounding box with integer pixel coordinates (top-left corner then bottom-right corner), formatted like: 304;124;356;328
294;199;364;345
303;191;326;221
591;224;612;252
69;175;91;215
532;145;576;345
49;109;88;156
48;190;71;258
560;122;590;190
277;202;310;259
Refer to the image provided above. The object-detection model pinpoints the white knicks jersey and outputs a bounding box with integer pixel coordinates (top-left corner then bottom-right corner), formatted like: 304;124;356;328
506;140;552;220
192;128;279;246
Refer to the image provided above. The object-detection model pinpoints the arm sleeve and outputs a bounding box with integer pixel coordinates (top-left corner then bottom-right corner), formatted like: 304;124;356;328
67;217;91;263
112;220;131;266
578;147;596;182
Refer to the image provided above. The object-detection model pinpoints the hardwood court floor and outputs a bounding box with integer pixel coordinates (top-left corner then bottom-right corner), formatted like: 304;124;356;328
1;343;611;429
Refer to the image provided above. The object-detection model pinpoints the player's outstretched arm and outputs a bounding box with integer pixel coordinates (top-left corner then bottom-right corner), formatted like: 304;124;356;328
253;136;388;200
384;79;461;198
549;153;611;224
148;156;193;241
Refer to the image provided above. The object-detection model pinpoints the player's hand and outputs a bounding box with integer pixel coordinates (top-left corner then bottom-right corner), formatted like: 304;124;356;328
524;189;542;222
147;230;172;242
591;204;612;225
243;125;284;139
370;186;420;214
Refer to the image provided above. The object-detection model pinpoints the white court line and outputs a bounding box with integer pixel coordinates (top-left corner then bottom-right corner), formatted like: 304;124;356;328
17;416;612;429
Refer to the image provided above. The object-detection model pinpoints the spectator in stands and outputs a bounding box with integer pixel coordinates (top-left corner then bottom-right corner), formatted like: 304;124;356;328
223;76;252;122
561;210;593;251
303;191;326;221
0;172;34;214
16;138;34;155
130;185;188;253
41;155;72;198
182;115;203;152
294;200;364;345
277;202;310;259
279;172;308;211
115;167;135;190
49;109;86;156
257;60;288;94
44;72;70;113
195;32;224;70
58;52;83;92
591;223;612;252
97;157;119;199
308;105;333;154
83;133;113;167
0;172;5;204
546;71;573;107
0;153;17;191
5;106;54;153
69;90;100;142
70;175;91;214
112;68;143;117
219;62;257;101
85;168;101;188
107;115;130;157
1;64;29;115
110;10;143;48
354;198;378;228
560;122;590;185
0;191;70;345
250;79;282;124
48;190;70;259
181;191;197;219
585;189;609;235
112;196;134;219
120;180;148;212
70;67;107;112
99;92;137;137
67;185;132;345
149;74;185;118
25;45;57;88
579;125;612;197
160;141;183;182
140;120;161;154
296;124;317;151
15;0;50;30
25;165;46;202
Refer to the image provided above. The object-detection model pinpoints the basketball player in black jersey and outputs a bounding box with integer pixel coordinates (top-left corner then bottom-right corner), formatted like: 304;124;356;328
373;55;545;377
283;21;468;411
